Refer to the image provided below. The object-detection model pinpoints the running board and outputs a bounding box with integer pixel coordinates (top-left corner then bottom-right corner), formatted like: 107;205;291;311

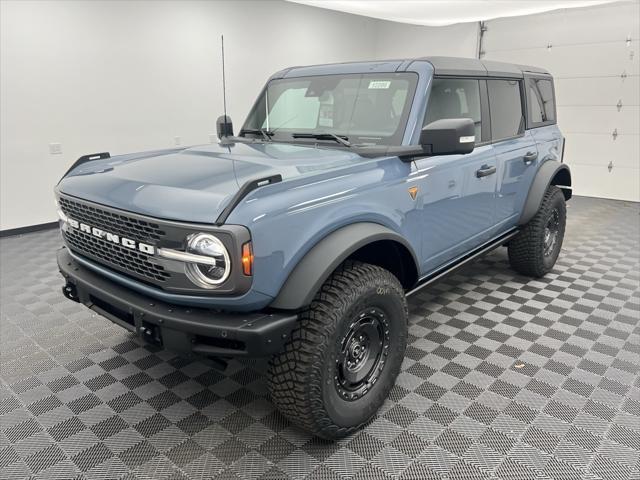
407;229;518;297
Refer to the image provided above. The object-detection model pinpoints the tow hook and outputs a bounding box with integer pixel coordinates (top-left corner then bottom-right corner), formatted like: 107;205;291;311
62;283;79;302
140;321;163;346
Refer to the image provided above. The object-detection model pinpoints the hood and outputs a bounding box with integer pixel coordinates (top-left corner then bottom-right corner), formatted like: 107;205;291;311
57;141;364;224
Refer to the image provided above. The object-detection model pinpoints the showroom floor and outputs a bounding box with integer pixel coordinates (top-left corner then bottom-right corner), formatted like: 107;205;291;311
1;196;639;480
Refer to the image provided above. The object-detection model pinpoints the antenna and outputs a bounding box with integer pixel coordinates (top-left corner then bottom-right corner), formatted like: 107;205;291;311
217;34;233;140
221;34;227;121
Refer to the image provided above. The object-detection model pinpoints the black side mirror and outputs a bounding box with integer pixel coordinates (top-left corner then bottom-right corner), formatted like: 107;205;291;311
420;118;475;155
216;115;233;139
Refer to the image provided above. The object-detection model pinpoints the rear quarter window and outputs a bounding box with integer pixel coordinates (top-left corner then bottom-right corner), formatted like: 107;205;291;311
527;77;556;127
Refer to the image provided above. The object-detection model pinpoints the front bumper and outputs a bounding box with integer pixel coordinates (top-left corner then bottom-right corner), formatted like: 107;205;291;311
57;247;298;357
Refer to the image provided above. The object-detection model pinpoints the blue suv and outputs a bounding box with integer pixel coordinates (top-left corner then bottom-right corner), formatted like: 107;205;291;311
57;56;571;439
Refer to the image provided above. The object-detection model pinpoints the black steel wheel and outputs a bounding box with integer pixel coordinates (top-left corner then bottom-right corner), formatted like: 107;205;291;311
335;307;390;401
543;208;560;257
268;261;408;440
508;185;567;277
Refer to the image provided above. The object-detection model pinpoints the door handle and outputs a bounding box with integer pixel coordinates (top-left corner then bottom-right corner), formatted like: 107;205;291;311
476;165;496;178
523;151;538;165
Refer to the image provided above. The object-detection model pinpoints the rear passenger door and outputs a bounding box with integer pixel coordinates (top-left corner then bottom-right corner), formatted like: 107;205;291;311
412;77;498;273
489;78;539;230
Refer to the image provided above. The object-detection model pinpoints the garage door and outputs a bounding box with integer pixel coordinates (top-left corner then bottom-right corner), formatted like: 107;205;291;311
482;2;639;202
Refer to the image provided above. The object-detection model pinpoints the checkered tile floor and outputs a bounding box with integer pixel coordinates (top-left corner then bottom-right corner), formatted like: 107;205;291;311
1;196;639;480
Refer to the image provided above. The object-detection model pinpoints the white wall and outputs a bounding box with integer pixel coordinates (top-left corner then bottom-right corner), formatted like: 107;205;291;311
372;20;478;59
482;1;640;201
0;0;378;231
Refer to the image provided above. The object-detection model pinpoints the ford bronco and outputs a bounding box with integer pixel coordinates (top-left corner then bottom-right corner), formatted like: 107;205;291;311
56;57;571;439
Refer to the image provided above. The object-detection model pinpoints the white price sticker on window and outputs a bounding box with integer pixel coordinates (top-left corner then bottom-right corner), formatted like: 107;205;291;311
368;80;391;89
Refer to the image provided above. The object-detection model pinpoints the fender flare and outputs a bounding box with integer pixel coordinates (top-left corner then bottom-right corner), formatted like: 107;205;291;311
270;222;419;310
519;161;571;226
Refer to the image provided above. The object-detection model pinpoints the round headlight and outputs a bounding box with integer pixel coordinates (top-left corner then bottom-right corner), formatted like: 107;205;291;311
185;233;231;288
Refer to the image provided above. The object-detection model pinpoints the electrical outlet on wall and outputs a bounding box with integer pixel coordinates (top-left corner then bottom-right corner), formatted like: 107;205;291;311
49;143;62;155
209;133;217;143
174;136;181;146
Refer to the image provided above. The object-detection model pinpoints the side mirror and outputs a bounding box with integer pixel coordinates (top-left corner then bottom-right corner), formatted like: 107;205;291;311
420;118;475;155
216;115;233;139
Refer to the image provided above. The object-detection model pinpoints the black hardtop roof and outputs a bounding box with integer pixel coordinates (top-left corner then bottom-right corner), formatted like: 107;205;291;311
274;56;550;80
420;56;550;77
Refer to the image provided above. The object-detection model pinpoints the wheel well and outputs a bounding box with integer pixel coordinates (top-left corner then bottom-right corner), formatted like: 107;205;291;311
551;168;572;200
346;240;418;290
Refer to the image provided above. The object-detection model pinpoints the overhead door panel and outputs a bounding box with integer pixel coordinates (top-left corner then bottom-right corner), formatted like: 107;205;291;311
570;163;640;201
483;2;639;51
558;106;639;135
564;132;640;170
555;76;639;106
486;42;639;78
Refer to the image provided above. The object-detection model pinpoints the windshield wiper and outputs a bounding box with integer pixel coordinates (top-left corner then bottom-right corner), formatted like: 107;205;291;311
240;128;274;141
291;133;352;148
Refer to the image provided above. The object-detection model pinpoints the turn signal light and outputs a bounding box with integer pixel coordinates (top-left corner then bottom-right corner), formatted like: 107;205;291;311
241;242;253;276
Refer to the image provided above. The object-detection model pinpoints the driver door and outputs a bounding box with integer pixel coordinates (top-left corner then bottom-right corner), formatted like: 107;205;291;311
412;78;498;273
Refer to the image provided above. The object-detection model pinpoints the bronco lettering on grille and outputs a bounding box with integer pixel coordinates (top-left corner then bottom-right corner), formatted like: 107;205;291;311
66;217;156;255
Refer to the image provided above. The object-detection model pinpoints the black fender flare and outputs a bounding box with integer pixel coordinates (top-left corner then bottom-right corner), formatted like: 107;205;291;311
270;222;419;310
519;161;571;226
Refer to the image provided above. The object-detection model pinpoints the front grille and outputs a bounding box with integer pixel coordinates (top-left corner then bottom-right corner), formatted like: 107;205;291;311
59;196;171;284
59;196;166;241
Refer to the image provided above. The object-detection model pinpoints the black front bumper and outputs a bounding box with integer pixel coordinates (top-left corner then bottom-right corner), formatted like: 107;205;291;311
57;248;298;358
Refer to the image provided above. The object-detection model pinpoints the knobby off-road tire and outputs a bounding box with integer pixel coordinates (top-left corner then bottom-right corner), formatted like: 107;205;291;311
268;261;408;440
508;185;566;277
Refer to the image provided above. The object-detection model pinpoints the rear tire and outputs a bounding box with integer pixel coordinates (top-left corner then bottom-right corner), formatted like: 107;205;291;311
268;261;408;440
508;185;566;277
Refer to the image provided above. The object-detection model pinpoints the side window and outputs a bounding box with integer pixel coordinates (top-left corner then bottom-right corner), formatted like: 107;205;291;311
528;78;556;125
487;79;524;141
424;78;482;141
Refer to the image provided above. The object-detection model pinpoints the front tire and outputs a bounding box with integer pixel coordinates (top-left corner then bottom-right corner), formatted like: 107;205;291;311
508;185;566;277
268;261;408;440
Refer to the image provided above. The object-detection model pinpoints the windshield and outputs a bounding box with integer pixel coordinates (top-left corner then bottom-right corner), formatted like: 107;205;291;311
242;72;418;146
